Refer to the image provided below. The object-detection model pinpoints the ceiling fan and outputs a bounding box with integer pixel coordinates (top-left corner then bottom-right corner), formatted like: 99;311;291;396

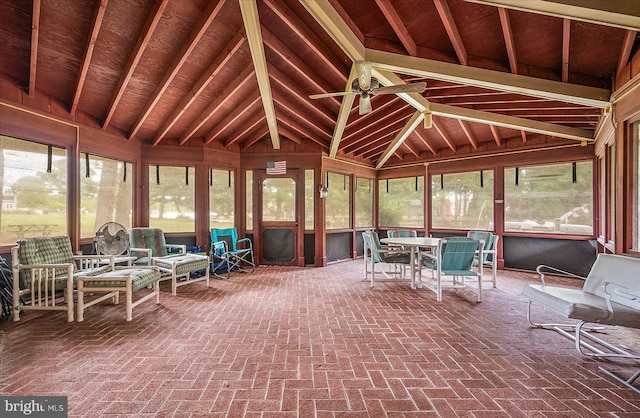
309;61;426;115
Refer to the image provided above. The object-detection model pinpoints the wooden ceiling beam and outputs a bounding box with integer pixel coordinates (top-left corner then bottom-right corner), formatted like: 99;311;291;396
102;0;167;129
403;142;420;158
366;49;611;108
28;0;41;97
223;113;266;148
263;0;347;82
374;0;418;56
328;64;357;158
431;101;593;141
267;63;335;126
129;0;224;139
489;125;502;146
276;116;331;149
463;0;640;31
70;0;108;115
356;136;396;159
562;19;570;82
299;0;365;61
342;101;411;143
458;119;478;149
376;111;425;168
374;69;593;141
205;94;262;145
617;30;637;76
240;0;280;149
413;129;438;155
432;116;457;153
498;7;518;74
262;28;341;108
180;67;254;144
433;0;468;65
153;31;246;146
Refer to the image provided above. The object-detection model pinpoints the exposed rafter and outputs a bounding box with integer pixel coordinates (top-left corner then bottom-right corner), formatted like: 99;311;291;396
239;0;280;149
562;19;570;82
153;32;246;146
413;129;437;155
222;113;266;148
490;125;502;146
367;49;611;108
376;111;424;168
374;69;594;141
268;64;335;127
343;119;410;154
102;0;168;129
29;0;41;97
617;30;637;76
180;67;255;144
263;0;347;82
458;119;478;149
463;0;640;31
205;94;262;145
498;7;518;74
70;0;108;115
374;0;418;56
129;0;224;139
432;116;457;152
520;130;528;143
273;93;333;141
433;0;468;65
328;64;357;158
241;128;270;150
262;28;341;108
299;0;365;61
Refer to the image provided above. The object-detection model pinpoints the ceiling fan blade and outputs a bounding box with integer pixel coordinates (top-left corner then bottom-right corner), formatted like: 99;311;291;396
355;60;372;91
309;91;351;99
373;82;426;95
359;95;372;115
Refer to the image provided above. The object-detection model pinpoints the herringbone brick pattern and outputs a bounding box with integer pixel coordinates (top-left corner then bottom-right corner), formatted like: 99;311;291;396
1;261;639;417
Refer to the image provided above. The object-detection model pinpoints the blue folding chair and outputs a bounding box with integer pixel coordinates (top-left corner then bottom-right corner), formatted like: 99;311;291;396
210;228;255;279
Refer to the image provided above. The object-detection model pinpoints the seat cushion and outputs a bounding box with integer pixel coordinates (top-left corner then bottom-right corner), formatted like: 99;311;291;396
81;268;162;292
154;254;209;276
523;284;640;328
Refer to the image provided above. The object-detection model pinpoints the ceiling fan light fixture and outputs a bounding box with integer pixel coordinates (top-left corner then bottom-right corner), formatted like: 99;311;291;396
355;60;372;91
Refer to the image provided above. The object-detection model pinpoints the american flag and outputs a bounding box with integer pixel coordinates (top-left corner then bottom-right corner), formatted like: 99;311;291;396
266;161;286;175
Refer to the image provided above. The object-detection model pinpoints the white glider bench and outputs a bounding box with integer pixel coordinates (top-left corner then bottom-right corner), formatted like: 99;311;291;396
522;253;640;393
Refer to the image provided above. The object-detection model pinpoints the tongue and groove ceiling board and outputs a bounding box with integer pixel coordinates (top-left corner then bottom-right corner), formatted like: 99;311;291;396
1;0;633;167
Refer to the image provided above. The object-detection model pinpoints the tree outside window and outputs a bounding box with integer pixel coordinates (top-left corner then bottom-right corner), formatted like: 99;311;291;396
378;177;424;228
148;165;195;232
432;170;494;230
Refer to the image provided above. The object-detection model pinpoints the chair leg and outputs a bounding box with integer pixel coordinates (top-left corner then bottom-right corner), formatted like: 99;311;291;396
77;288;85;322
126;281;133;322
172;270;177;296
154;281;160;304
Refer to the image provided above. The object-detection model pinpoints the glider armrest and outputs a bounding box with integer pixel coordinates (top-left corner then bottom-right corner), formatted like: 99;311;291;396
535;264;586;286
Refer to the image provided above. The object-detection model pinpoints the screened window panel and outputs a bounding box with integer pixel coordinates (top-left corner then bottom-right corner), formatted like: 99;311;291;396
0;135;68;245
355;177;373;228
246;170;253;230
325;172;350;229
378;177;424;228
431;170;494;230
148;165;195;232
305;170;314;230
80;155;132;238
210;169;234;230
635;124;640;250
504;161;593;235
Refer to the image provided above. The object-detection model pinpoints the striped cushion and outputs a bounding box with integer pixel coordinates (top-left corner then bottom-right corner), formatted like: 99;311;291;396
129;228;168;257
81;268;161;291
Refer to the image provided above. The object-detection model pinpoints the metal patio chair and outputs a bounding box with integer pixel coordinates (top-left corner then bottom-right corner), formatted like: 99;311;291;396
210;228;255;280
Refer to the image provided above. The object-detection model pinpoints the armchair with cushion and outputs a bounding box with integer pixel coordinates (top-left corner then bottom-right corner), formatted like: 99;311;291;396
129;228;210;295
11;235;114;322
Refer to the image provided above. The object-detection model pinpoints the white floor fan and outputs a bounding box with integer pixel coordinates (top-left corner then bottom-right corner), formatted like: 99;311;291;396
309;60;426;115
94;222;130;260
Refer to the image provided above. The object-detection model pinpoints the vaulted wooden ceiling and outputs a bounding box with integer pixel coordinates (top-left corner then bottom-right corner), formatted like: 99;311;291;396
1;0;637;168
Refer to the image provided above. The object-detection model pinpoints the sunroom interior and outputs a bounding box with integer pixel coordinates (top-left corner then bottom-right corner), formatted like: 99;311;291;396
2;0;640;414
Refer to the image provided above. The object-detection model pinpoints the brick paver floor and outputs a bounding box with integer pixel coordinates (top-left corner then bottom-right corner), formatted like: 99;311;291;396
1;260;639;417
